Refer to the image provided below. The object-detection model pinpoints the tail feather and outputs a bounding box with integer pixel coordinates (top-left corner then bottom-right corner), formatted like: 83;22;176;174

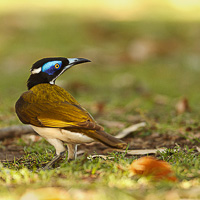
64;127;127;149
92;130;127;149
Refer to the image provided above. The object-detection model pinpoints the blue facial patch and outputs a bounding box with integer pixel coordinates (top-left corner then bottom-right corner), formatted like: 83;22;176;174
42;61;62;75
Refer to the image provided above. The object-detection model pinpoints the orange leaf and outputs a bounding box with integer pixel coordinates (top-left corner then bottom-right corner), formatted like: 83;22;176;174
130;156;177;182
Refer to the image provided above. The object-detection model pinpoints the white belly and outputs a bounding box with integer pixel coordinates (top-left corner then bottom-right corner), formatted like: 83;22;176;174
31;125;94;144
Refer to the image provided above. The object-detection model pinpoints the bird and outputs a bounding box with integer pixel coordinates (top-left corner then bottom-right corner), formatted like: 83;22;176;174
15;57;127;169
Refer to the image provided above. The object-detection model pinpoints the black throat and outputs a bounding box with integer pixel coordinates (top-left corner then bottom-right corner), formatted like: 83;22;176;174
27;74;51;90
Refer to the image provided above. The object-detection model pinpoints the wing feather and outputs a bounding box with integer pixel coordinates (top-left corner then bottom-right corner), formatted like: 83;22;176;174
15;84;103;131
15;84;127;149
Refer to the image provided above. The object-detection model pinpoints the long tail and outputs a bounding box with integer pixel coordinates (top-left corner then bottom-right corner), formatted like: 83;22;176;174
65;126;127;149
92;130;127;149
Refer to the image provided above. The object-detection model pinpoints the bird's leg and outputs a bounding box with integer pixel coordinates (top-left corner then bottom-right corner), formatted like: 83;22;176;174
43;151;66;170
43;138;66;170
67;144;77;162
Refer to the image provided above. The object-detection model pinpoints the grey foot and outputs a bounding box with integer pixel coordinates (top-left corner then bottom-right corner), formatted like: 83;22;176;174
42;151;66;170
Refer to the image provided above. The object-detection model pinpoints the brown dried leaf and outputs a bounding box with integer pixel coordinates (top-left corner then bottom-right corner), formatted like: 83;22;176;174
130;156;177;182
175;97;190;115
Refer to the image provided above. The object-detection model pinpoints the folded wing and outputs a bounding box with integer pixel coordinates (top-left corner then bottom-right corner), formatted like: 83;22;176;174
15;84;127;149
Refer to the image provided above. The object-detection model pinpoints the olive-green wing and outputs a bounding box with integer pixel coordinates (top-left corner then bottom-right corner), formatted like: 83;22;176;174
15;90;103;131
15;86;127;149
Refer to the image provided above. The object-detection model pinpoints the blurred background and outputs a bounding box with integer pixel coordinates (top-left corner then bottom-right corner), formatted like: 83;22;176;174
0;0;200;128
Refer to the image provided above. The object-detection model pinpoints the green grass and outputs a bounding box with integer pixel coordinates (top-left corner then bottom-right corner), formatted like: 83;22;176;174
0;144;200;199
0;10;200;200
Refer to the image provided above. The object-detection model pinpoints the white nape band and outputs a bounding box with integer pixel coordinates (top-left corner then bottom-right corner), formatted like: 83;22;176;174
31;67;41;74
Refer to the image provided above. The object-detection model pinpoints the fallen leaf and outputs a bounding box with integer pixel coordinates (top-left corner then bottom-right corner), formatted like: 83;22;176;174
130;156;177;182
95;102;106;115
175;97;190;115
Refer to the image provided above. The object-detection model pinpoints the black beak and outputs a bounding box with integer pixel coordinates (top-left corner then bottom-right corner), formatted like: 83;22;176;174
68;58;91;65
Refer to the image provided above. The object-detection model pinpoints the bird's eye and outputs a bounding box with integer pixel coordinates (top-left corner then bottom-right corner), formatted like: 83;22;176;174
55;63;60;69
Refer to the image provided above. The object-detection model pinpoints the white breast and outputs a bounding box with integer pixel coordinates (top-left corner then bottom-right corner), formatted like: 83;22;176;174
31;125;94;144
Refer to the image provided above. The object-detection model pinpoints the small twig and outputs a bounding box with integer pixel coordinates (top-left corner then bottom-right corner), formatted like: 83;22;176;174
104;148;166;155
85;148;166;160
87;155;115;160
115;122;146;139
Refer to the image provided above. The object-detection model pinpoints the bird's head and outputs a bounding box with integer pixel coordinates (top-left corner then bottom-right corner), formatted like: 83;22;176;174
27;57;91;89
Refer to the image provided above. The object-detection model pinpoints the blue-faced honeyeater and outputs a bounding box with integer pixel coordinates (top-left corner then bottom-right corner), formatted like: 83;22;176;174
15;57;127;169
